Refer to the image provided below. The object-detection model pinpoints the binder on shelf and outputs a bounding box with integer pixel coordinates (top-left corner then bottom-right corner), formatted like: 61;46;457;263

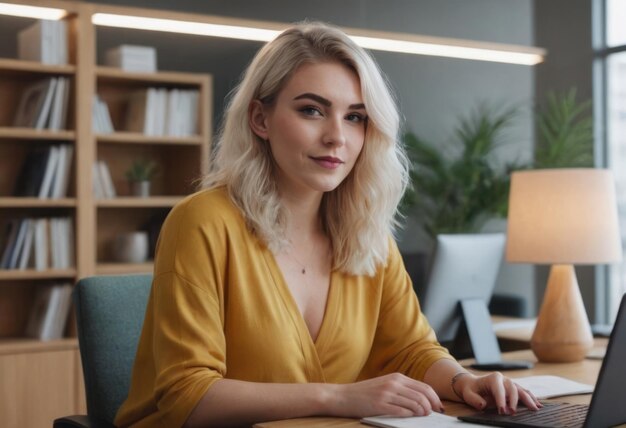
48;77;70;130
125;89;149;133
13;148;50;197
14;78;57;128
17;19;68;65
17;219;35;270
38;146;60;198
7;219;29;270
25;283;72;340
50;145;74;198
34;219;49;271
92;95;114;133
49;216;73;269
0;216;73;271
125;87;199;136
96;160;117;199
0;220;20;269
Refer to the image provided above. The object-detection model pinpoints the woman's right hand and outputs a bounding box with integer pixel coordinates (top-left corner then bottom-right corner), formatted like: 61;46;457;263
328;373;445;418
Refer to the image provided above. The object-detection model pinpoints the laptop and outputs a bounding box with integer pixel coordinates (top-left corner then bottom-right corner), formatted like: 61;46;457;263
458;294;626;428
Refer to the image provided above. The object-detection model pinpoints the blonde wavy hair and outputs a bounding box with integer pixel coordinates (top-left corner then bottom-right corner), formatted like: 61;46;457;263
202;22;409;276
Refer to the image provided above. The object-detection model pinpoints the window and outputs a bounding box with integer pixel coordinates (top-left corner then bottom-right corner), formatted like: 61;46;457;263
603;0;626;321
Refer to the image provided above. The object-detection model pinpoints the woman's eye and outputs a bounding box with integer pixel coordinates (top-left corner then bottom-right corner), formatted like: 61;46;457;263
346;113;366;123
300;106;322;116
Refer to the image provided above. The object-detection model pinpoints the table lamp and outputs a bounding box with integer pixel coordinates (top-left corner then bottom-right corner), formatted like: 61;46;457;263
506;169;623;362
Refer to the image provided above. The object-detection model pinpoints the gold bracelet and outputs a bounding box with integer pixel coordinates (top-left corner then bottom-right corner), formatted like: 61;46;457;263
451;372;470;402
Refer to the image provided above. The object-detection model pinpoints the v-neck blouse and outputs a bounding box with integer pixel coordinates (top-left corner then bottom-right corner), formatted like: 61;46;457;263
115;187;453;428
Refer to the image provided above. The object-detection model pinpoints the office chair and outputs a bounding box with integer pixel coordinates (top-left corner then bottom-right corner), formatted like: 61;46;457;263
53;274;152;428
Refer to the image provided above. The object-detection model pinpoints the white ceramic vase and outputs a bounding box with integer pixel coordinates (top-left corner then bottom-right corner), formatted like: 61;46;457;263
113;231;149;263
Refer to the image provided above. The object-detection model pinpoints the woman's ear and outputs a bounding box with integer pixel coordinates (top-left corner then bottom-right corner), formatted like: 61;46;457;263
248;99;270;141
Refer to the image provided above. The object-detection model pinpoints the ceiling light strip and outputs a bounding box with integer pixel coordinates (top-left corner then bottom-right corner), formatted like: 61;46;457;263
92;12;544;66
0;2;66;20
93;13;279;42
351;36;544;65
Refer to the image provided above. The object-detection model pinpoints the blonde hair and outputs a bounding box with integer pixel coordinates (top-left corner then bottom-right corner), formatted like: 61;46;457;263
202;22;409;276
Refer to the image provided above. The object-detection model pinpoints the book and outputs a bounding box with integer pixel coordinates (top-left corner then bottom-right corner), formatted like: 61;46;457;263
17;219;35;270
96;96;114;133
12;148;50;197
38;146;60;199
25;283;72;340
34;218;49;271
125;89;149;133
48;77;70;130
97;160;117;198
92;162;104;199
65;217;75;268
144;88;158;135
49;218;60;269
13;78;57;128
51;144;73;198
0;220;19;269
33;77;58;129
17;19;67;65
7;219;29;269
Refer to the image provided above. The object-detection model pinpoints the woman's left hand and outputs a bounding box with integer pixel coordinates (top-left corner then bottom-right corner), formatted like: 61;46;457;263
454;372;543;415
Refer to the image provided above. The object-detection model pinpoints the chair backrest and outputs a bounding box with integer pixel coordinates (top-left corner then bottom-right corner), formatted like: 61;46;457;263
73;274;152;424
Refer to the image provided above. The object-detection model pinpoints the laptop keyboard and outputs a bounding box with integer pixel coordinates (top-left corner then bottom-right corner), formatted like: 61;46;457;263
460;402;589;428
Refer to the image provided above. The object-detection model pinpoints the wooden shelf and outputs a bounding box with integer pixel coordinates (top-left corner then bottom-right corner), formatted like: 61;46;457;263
0;58;76;76
0;127;75;141
97;66;206;86
0;2;212;423
0;197;77;208
97;132;204;145
0;337;77;355
96;196;183;207
0;269;77;280
96;262;153;275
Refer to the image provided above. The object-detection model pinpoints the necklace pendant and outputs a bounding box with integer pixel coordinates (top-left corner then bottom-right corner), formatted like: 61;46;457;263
302;268;306;274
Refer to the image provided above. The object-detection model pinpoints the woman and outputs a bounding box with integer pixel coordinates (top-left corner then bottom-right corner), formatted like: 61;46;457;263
115;22;541;428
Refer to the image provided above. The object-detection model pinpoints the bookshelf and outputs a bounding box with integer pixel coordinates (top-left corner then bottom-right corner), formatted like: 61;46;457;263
0;1;213;426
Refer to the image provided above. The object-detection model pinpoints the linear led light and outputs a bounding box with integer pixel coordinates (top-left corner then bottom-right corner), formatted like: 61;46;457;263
92;12;545;66
351;35;544;65
0;2;66;20
93;13;280;43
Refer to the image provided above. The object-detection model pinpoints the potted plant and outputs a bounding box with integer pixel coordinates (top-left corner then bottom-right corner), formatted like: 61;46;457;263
402;105;522;238
125;159;158;197
534;88;593;168
402;88;593;238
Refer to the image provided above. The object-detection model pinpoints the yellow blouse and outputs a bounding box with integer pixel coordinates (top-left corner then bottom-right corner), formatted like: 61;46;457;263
115;187;452;428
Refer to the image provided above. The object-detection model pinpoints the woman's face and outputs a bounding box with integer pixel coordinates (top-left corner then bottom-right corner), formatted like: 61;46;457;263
253;61;367;197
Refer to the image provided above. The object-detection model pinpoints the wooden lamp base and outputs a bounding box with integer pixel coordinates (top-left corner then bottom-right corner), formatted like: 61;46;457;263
530;264;593;362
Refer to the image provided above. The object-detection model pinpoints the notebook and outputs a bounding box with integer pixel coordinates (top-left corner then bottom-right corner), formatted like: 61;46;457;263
458;294;626;428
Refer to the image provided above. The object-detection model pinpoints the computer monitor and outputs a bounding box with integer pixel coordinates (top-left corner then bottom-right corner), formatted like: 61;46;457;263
420;233;506;344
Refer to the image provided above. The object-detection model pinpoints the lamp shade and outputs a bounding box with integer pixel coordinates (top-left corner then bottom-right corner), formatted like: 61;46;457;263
506;168;623;264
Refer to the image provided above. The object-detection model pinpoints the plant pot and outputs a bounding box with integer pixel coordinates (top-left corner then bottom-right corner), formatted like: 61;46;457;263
112;231;149;263
130;180;151;197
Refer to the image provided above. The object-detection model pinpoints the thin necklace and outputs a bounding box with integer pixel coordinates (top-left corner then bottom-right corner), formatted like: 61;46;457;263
289;239;320;275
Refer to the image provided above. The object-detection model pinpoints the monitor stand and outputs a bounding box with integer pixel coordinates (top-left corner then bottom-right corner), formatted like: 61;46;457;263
460;298;534;371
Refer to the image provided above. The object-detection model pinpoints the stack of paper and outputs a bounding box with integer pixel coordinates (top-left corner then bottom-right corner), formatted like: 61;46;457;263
105;45;157;73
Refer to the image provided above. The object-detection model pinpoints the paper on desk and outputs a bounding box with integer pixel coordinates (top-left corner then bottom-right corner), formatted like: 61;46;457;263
361;412;483;428
512;375;593;399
